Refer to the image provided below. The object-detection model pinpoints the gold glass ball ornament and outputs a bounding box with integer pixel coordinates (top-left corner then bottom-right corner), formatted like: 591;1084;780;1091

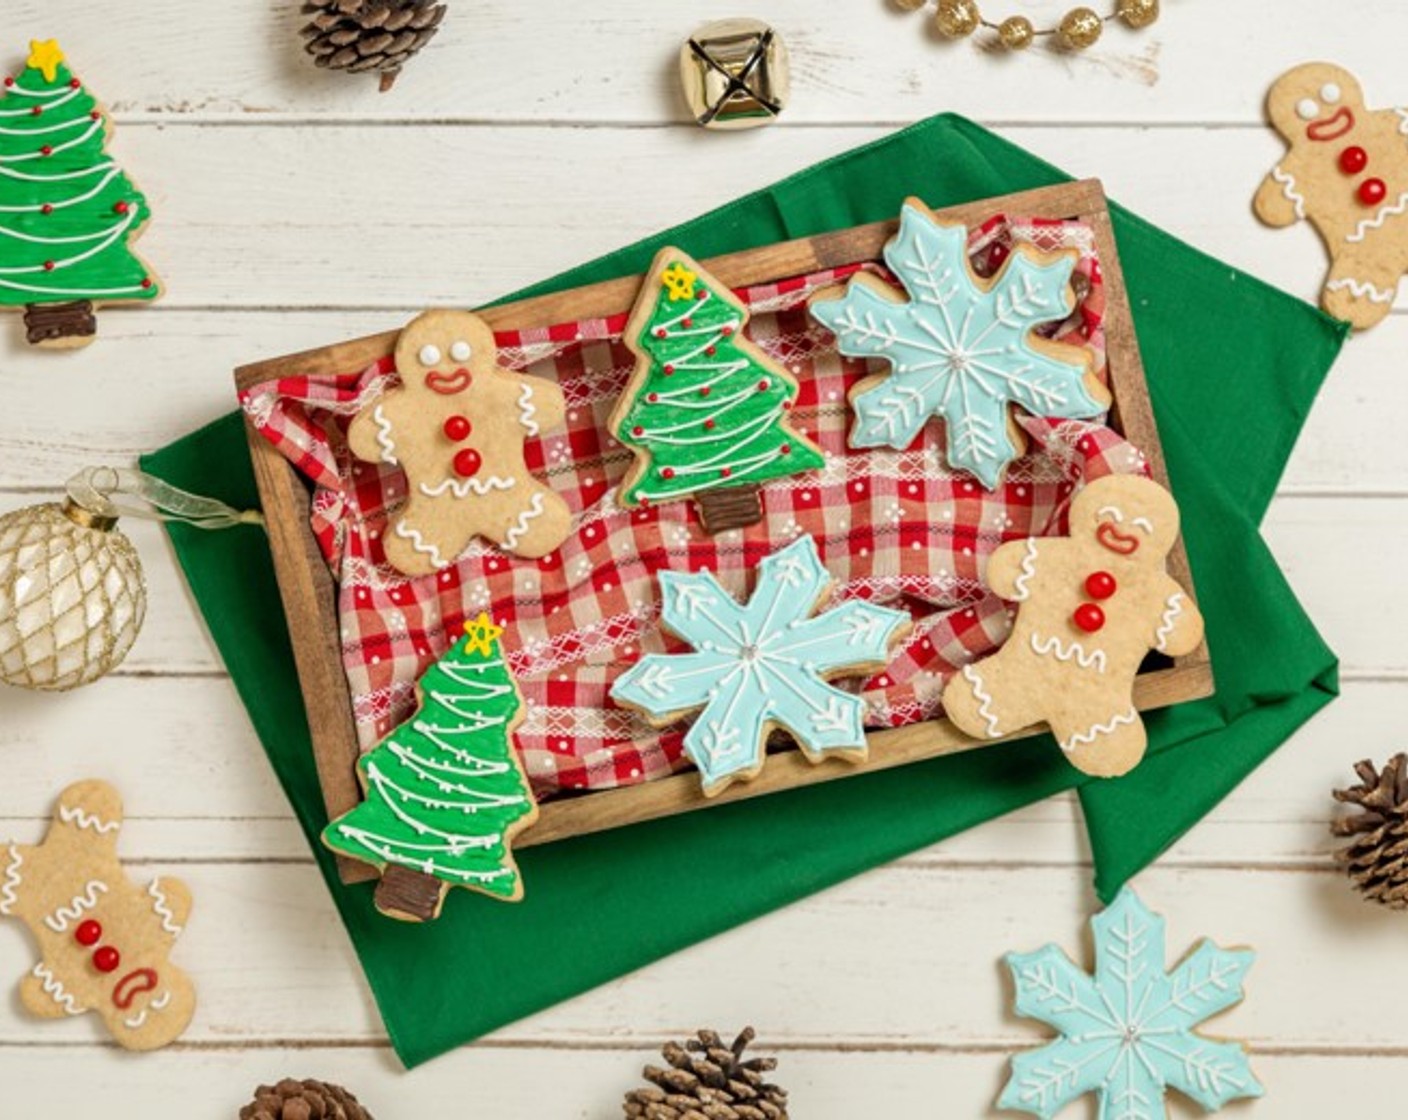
680;18;790;130
1057;6;1104;49
1116;0;1160;29
891;0;929;9
998;15;1036;50
934;0;981;39
0;498;146;691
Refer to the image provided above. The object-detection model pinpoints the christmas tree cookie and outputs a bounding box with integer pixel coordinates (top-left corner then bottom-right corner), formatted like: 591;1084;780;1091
610;248;824;533
611;535;910;796
322;614;539;922
810;199;1108;489
0;41;160;348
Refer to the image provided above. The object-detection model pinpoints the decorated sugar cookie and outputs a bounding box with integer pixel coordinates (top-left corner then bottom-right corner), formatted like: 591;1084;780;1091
323;614;540;922
0;780;195;1050
1255;62;1408;330
809;199;1108;489
941;474;1203;778
611;535;910;796
1001;888;1262;1120
610;248;825;533
347;309;572;574
0;40;161;349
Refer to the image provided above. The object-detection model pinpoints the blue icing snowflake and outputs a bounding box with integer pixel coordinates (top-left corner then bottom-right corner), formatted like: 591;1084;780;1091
810;201;1108;489
1002;888;1263;1120
610;535;910;792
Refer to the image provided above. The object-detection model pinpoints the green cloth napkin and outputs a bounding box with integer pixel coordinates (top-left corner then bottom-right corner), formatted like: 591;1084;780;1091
141;114;1345;1068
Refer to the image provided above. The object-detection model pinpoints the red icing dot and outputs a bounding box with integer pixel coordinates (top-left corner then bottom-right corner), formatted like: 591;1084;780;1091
452;448;482;478
42;260;54;271
720;467;732;478
1073;603;1105;633
1085;571;1117;600
3;78;12;88
663;364;675;375
442;414;472;441
40;145;52;156
698;290;709;301
93;946;120;974
140;278;153;289
706;346;717;356
90;110;100;120
69;79;81;89
683;318;693;328
722;325;734;336
75;920;102;947
1341;146;1368;175
699;386;711;398
1359;178;1388;207
661;467;676;480
704;419;715;429
113;201;130;215
782;400;793;411
647;392;659;403
655;328;667;339
30;106;41;116
780;443;792;455
756;379;770;391
632;425;644;436
40;204;52;215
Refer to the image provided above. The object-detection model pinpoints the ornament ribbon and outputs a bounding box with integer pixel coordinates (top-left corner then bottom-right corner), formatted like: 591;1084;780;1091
64;467;263;530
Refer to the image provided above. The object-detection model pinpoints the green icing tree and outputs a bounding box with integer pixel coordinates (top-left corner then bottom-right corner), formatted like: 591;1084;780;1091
611;250;824;531
322;614;539;922
0;40;158;347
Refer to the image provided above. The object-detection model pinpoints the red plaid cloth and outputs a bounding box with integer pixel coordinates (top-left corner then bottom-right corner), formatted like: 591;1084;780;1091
240;216;1148;799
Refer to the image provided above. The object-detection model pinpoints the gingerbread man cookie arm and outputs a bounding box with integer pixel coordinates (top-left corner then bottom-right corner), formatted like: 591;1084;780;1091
348;393;405;466
1149;577;1205;658
52;780;124;857
985;538;1048;602
1254;164;1306;229
516;374;565;437
19;967;82;1019
145;876;193;946
1323;253;1402;330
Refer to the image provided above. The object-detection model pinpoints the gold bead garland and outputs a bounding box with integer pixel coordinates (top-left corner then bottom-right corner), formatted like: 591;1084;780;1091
894;0;1160;52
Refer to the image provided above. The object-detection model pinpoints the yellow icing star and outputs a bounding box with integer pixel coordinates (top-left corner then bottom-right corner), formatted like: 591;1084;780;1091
26;40;65;84
461;612;504;658
661;262;698;302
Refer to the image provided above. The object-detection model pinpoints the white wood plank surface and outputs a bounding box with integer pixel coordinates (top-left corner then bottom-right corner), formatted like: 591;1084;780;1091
2;2;1406;1115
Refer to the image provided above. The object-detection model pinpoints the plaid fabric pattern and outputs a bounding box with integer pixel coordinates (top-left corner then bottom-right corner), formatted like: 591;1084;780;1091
240;217;1148;798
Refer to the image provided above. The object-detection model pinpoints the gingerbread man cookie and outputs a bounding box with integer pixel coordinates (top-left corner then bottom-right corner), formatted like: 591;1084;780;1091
1256;63;1408;330
0;780;195;1050
348;309;572;575
941;475;1204;778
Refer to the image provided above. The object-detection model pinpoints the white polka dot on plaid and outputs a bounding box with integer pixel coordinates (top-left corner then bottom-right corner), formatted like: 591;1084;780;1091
238;217;1147;798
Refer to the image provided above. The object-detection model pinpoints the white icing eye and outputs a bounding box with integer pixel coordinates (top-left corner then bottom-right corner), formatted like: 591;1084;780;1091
450;340;472;362
1096;505;1124;523
1131;516;1155;534
418;344;442;367
1296;98;1319;121
1321;83;1342;105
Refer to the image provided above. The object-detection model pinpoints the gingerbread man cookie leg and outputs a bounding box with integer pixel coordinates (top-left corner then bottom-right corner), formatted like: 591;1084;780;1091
1323;252;1401;330
1;780;196;1050
1049;705;1147;779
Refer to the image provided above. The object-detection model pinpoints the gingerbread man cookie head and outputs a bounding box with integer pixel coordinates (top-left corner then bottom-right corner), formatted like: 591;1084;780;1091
394;309;499;400
1069;473;1180;563
1265;63;1364;146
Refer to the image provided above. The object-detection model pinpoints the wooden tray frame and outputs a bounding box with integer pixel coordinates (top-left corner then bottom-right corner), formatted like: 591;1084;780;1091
235;179;1213;882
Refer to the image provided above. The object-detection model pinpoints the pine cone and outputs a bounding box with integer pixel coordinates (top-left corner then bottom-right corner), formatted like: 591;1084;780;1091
300;0;447;92
1332;753;1408;908
239;1078;374;1120
624;1027;788;1120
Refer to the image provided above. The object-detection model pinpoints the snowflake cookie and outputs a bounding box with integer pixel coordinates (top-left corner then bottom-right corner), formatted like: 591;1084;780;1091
610;535;911;796
809;199;1108;489
1001;888;1262;1120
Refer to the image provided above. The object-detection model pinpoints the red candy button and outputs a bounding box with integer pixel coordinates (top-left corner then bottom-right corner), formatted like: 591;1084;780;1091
452;448;482;478
1073;603;1106;633
1340;146;1368;175
93;946;120;973
74;920;102;947
1359;178;1388;207
442;415;471;442
1084;571;1117;600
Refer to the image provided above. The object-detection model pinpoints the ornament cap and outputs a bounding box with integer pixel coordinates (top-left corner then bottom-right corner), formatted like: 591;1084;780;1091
60;497;117;533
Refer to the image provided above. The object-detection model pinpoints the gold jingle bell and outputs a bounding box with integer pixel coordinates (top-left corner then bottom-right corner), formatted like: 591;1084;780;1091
934;0;981;39
1057;6;1104;49
998;16;1035;50
681;18;790;130
1116;0;1160;29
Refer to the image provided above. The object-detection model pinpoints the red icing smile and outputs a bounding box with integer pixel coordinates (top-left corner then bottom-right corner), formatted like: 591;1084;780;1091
424;367;472;395
1307;107;1355;142
112;967;158;1009
1096;521;1141;556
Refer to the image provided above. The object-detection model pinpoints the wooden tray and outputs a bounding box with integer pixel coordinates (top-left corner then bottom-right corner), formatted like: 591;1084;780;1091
234;179;1213;882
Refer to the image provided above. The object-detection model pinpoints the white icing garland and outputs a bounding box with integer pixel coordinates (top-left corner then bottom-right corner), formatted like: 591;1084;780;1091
372;404;398;464
0;845;22;915
1060;708;1138;754
0;163;121;213
0;84;81;116
42;879;108;933
1011;539;1039;601
1029;632;1107;673
147;879;183;936
1154;592;1185;653
0;113;102;163
393;521;447;569
1326;277;1396;305
420;475;515;499
0;112;96;139
501;492;546;551
517;382;539;436
961;663;1002;737
30;962;82;1016
0;205;135;275
58;803;119;835
1346;190;1408;244
1271;165;1306;220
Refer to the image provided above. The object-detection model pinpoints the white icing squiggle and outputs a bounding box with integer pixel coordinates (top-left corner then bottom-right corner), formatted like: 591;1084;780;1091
960;664;1002;737
1029;632;1107;673
1154;593;1186;652
59;804;119;835
1011;539;1039;601
1326;277;1396;305
31;963;81;1016
0;845;22;915
394;521;448;569
372;404;398;465
517;383;539;436
501;493;546;551
1347;190;1408;244
148;879;183;936
419;475;516;499
1060;709;1138;754
43;880;108;933
1271;165;1306;220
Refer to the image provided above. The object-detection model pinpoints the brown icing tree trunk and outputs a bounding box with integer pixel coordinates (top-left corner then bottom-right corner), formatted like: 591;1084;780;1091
696;484;763;534
24;300;96;347
374;864;446;922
